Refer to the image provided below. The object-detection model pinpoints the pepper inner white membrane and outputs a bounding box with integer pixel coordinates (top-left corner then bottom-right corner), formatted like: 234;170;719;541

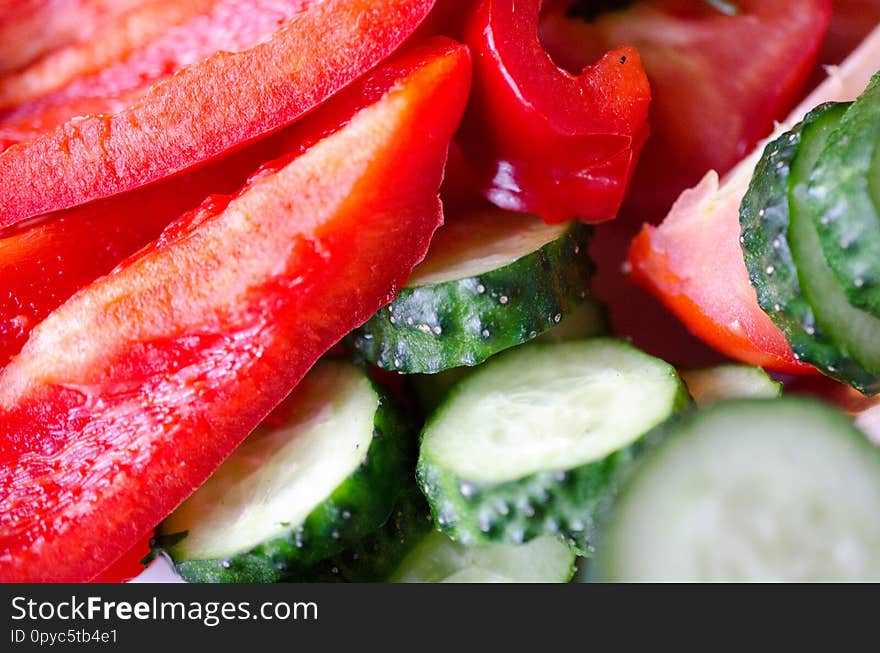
421;340;682;483
600;401;880;582
162;361;378;559
407;210;568;286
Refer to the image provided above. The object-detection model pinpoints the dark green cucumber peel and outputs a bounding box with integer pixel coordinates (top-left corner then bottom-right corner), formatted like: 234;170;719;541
739;102;878;392
408;297;610;414
789;106;880;394
157;379;413;583
809;73;880;316
296;485;433;583
415;340;691;555
417;447;648;556
350;222;593;374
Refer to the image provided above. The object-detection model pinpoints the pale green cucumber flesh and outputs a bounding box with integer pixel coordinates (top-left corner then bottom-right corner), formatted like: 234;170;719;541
157;360;410;582
595;399;880;582
680;365;781;405
417;340;688;552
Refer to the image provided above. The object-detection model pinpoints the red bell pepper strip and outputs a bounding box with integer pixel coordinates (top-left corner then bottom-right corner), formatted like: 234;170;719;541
0;0;215;114
456;0;651;224
0;0;437;228
0;0;314;149
0;0;147;75
539;0;831;220
0;36;470;583
0;130;287;369
89;533;152;583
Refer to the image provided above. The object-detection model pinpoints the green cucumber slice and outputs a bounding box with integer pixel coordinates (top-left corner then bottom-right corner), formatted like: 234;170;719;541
417;339;689;553
680;365;782;405
350;210;593;373
409;298;610;414
157;360;410;583
740;102;877;391
594;399;880;582
789;106;880;394
389;532;576;583
297;484;433;582
809;72;880;316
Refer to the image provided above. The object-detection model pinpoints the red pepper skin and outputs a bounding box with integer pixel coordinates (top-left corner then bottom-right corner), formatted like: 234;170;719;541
0;132;288;370
0;0;147;76
457;0;651;224
0;0;318;150
0;0;437;228
89;533;152;583
0;37;471;583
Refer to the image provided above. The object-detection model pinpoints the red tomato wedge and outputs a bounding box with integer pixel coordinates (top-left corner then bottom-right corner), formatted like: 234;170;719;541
628;25;880;374
821;0;880;66
0;0;437;227
540;0;831;219
0;37;471;583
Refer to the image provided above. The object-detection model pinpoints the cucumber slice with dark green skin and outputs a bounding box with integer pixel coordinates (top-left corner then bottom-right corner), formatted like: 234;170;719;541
409;298;610;414
789;106;880;394
680;365;781;405
389;532;576;583
809;73;880;316
296;485;433;583
739;102;877;391
593;399;880;582
350;211;593;374
156;360;411;583
416;339;689;554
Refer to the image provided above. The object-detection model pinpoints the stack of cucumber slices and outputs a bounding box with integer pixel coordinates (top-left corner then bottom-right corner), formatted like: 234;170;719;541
155;206;880;582
740;73;880;394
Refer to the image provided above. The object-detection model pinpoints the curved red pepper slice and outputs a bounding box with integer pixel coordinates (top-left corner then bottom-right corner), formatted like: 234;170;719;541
0;37;471;583
457;0;651;224
0;131;287;369
0;0;316;149
89;533;153;583
0;0;437;228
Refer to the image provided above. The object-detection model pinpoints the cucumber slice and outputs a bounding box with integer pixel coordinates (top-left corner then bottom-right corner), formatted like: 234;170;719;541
809;72;880;316
740;102;877;391
789;106;880;394
350;210;593;373
389;532;576;583
409;298;610;414
594;399;880;582
680;366;781;405
157;360;410;583
417;339;689;553
297;485;433;582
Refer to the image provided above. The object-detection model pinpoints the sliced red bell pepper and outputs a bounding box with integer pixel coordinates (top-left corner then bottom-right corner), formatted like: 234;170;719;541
0;0;214;117
0;0;147;76
0;0;308;148
540;0;831;220
89;533;153;584
0;130;286;369
0;0;437;227
0;37;471;583
456;0;651;224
